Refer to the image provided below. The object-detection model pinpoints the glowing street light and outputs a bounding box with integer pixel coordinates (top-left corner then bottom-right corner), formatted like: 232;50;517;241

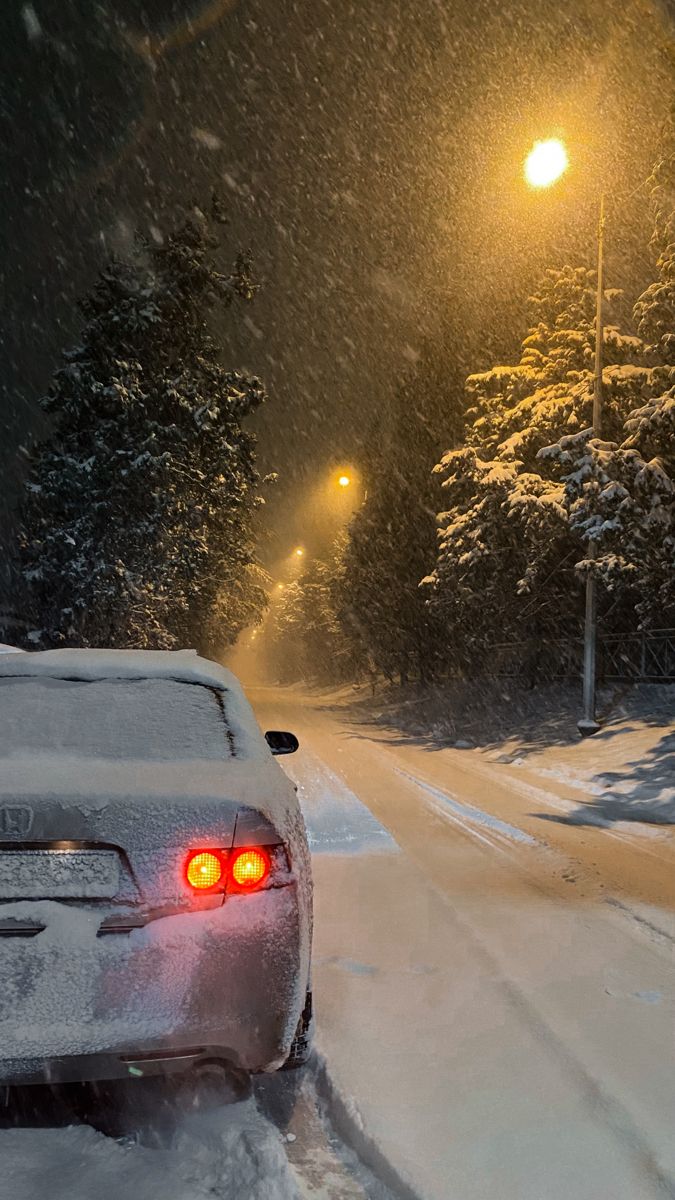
338;474;351;488
524;136;604;736
524;138;568;188
294;546;305;558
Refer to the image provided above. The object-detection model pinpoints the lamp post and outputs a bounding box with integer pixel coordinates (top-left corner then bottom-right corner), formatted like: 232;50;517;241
524;139;605;735
578;193;605;737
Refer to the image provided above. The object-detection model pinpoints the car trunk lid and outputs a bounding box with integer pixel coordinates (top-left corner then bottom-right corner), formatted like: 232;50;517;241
0;676;275;907
0;758;269;906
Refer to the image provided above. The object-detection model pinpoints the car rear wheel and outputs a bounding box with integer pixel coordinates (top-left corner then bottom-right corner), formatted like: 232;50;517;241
282;990;313;1070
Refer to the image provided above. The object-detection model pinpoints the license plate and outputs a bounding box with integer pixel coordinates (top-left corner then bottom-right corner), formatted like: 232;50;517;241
0;850;120;899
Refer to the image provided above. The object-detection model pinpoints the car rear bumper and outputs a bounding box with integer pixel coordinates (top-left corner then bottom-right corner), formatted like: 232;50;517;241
0;1045;254;1086
0;884;311;1085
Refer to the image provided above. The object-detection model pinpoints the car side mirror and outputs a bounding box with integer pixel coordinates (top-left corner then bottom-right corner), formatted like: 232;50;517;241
265;730;299;756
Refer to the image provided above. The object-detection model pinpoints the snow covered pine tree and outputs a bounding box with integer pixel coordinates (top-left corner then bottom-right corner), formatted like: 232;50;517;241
267;534;363;685
542;120;674;632
16;206;267;652
424;265;645;674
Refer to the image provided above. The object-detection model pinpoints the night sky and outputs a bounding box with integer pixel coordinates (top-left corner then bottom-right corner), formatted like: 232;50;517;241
1;0;672;562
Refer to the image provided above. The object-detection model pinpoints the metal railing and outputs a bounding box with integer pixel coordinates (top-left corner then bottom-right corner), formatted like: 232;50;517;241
599;629;675;682
489;628;675;683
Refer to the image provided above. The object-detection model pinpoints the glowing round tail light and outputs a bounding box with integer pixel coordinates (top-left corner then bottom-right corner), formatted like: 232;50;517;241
231;848;270;889
186;850;224;891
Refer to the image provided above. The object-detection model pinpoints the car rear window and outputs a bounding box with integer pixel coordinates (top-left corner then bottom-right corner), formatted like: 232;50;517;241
0;677;233;761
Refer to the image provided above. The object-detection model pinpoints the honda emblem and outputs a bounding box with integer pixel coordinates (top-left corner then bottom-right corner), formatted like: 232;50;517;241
0;806;34;836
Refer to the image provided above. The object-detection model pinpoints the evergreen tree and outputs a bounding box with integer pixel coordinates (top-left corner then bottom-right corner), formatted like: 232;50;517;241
266;580;308;683
267;535;363;684
341;328;465;683
16;206;267;652
424;266;642;670
202;562;271;660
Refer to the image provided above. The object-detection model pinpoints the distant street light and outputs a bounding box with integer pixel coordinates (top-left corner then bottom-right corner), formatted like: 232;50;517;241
338;474;351;488
524;138;569;188
294;547;305;558
524;137;603;736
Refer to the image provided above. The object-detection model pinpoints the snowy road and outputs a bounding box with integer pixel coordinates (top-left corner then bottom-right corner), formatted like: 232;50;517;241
4;682;673;1200
251;684;675;1200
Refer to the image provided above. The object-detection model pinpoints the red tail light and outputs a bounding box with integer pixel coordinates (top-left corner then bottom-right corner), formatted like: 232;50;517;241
185;850;225;891
184;846;274;893
230;847;270;890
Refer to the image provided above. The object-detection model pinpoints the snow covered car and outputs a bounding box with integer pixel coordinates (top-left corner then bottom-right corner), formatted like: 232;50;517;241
0;649;312;1085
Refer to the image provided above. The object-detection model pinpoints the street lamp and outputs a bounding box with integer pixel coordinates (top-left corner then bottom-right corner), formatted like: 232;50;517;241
338;474;351;488
524;138;603;736
524;138;569;188
294;546;305;558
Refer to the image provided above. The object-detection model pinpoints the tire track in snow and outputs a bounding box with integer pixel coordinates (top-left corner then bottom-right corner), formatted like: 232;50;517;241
287;750;398;856
604;898;675;949
416;890;675;1200
448;757;675;867
387;752;675;913
391;765;538;853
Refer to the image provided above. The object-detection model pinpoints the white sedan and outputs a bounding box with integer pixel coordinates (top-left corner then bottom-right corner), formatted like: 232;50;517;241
0;648;313;1085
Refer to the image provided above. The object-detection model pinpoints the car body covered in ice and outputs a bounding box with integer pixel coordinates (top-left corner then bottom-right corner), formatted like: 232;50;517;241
0;649;312;1084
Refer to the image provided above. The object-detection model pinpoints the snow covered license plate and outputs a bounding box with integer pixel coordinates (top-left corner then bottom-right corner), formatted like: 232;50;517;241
0;850;120;899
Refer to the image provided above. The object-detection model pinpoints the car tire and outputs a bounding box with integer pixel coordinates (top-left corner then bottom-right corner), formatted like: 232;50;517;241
282;989;313;1070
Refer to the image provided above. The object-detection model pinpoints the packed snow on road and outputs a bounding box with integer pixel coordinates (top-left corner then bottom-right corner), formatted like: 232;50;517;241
3;672;673;1200
255;681;675;1200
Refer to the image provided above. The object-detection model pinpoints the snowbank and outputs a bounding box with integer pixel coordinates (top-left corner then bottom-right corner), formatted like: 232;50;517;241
1;1098;300;1200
